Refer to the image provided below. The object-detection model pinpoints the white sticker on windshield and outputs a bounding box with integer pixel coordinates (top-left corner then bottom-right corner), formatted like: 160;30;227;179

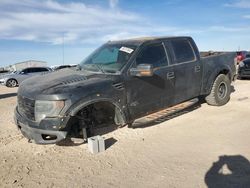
119;47;134;54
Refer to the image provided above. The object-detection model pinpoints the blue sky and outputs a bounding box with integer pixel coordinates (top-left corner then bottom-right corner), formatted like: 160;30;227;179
0;0;250;67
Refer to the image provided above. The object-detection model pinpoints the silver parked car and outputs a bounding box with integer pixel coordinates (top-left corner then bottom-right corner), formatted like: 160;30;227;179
0;67;52;87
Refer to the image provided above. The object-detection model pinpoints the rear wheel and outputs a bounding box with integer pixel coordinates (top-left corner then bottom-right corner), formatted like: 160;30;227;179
6;79;18;87
205;74;231;106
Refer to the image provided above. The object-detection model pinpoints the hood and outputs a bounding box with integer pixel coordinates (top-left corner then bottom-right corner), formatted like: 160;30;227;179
18;69;110;98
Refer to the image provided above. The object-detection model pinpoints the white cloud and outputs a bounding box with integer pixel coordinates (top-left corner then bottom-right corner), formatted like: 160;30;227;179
208;26;249;32
0;0;202;45
225;0;250;8
109;0;119;8
243;14;250;18
1;0;247;48
0;0;144;44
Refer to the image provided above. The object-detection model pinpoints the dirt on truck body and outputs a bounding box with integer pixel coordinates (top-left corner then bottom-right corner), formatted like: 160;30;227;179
14;36;236;144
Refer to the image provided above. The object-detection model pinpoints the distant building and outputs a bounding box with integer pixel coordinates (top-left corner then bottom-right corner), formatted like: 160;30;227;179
9;60;47;71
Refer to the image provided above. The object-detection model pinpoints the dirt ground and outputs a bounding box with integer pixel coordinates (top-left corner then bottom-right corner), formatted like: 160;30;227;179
0;80;250;188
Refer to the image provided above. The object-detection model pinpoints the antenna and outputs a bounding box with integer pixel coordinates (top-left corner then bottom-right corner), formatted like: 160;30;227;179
62;33;65;65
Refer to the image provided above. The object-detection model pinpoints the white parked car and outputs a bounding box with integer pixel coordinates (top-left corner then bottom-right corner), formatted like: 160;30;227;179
0;67;52;87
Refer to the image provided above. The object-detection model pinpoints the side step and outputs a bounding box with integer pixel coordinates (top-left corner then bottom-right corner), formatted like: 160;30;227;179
132;98;199;127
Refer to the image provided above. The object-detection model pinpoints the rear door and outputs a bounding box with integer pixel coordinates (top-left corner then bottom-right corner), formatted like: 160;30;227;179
127;42;175;119
167;38;202;104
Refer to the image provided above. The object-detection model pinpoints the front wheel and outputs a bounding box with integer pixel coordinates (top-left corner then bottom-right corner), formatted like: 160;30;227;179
205;74;231;106
6;79;18;87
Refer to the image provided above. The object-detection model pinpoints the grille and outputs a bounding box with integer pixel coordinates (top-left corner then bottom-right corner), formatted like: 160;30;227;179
18;95;35;121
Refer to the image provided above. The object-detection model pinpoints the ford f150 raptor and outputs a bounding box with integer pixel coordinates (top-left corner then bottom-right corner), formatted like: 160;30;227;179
14;36;236;144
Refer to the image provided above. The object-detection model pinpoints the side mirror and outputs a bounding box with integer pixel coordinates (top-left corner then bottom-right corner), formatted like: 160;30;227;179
130;64;154;77
20;71;25;74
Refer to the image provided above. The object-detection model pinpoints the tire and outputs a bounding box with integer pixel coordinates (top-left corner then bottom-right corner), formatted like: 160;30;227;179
6;79;18;87
205;74;231;106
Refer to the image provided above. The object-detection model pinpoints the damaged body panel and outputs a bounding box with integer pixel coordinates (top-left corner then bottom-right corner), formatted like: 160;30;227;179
14;36;236;144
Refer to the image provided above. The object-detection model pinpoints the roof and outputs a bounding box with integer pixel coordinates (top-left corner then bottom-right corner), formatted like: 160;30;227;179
108;36;190;45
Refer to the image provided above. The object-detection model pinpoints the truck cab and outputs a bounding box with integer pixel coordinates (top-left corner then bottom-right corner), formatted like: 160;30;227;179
14;36;236;144
125;37;202;118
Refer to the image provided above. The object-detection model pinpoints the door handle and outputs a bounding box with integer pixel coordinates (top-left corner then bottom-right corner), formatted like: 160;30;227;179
195;65;201;72
167;72;175;80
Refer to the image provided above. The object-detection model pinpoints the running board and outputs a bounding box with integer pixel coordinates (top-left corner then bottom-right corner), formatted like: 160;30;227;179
132;98;199;127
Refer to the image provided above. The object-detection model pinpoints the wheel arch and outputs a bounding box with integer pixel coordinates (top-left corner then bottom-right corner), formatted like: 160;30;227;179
6;78;18;86
68;98;128;126
202;65;232;95
205;74;231;106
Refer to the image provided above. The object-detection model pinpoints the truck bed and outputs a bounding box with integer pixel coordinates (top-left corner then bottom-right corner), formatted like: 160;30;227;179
200;51;232;58
200;52;237;95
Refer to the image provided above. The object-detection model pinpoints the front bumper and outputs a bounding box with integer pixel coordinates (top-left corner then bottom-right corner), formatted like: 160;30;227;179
14;107;69;144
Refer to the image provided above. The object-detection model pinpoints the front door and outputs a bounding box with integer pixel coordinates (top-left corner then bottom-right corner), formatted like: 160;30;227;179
126;42;175;119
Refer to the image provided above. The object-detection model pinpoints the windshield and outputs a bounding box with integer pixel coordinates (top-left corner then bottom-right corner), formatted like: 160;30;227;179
80;44;137;73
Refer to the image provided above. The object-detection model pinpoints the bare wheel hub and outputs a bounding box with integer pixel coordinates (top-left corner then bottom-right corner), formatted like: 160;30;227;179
218;82;227;99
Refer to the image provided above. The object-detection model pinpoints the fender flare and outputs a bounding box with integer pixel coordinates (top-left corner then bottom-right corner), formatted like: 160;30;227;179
203;64;232;95
67;97;128;125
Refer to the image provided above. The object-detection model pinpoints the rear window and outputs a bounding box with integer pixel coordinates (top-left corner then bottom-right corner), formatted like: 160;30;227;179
170;39;195;64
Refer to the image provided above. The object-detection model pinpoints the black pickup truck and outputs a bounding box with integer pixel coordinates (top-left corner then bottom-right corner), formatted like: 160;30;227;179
15;36;236;144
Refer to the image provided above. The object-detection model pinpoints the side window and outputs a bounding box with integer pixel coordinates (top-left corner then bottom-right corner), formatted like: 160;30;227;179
136;43;168;68
22;69;28;74
27;68;34;73
29;68;38;73
39;68;49;72
171;39;195;64
35;68;43;72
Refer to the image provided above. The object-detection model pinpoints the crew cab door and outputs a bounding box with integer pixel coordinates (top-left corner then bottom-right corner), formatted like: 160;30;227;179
166;38;202;104
126;42;175;119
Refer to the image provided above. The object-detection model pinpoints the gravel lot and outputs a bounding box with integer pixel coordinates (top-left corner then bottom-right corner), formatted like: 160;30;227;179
0;80;250;188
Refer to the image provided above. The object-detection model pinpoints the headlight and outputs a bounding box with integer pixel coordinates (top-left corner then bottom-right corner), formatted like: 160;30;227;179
35;100;65;122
